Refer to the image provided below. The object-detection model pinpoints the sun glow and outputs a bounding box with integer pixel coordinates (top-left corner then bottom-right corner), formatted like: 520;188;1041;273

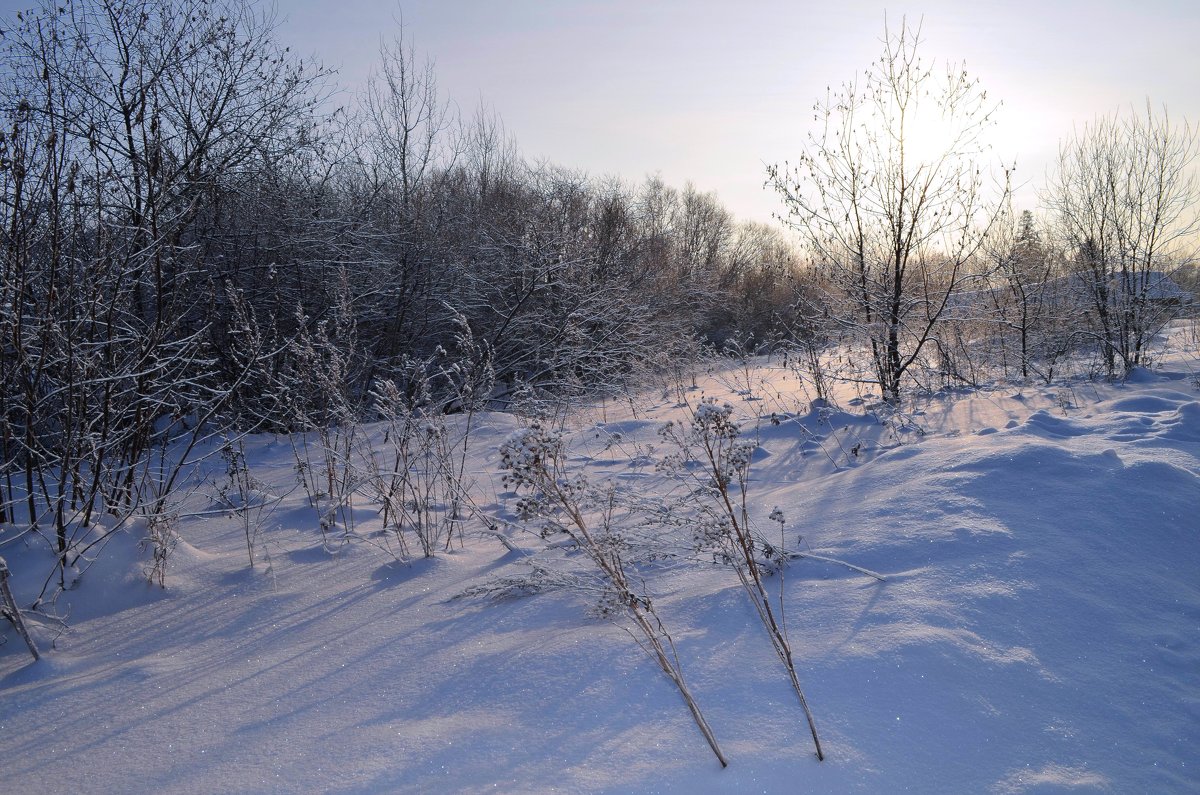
898;103;967;166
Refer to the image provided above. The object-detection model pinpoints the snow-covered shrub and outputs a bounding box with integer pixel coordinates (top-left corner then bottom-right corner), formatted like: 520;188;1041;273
142;512;179;588
721;331;761;399
215;439;280;569
283;299;370;548
369;379;465;559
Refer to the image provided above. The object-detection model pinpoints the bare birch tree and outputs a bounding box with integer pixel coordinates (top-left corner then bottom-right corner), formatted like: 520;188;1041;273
768;18;1009;401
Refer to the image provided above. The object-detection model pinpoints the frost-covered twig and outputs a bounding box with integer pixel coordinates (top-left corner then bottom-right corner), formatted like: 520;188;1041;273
787;551;887;581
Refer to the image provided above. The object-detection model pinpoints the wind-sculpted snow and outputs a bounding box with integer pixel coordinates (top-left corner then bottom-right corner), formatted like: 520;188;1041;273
2;346;1199;793
1020;410;1091;438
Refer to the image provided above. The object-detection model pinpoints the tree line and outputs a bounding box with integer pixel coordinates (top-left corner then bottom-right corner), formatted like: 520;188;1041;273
0;0;803;574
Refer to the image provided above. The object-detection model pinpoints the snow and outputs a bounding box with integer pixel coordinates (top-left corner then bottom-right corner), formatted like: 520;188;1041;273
2;328;1199;793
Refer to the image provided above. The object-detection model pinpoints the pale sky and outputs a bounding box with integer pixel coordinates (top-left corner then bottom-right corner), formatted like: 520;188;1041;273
4;1;1198;226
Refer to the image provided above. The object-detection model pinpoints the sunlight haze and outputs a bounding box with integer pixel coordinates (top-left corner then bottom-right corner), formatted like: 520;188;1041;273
1;0;1195;225
268;0;1200;225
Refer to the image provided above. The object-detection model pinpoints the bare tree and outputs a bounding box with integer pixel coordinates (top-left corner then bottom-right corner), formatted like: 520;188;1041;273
768;18;1010;401
363;26;456;213
1043;103;1199;375
352;25;460;383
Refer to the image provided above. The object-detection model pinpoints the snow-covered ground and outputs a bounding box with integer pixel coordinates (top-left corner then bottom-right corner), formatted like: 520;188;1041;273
3;327;1199;793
